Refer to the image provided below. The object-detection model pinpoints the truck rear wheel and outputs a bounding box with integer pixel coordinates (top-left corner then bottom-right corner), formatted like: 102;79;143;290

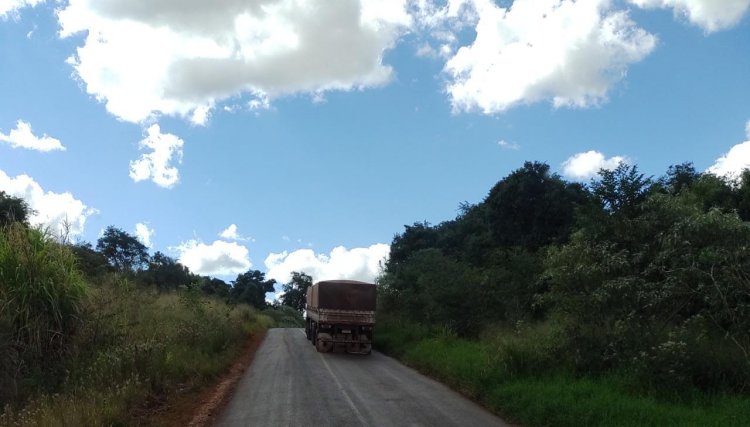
316;333;333;353
360;335;372;355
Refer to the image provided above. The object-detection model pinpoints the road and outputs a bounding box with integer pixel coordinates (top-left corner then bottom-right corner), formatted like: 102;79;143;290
216;328;510;427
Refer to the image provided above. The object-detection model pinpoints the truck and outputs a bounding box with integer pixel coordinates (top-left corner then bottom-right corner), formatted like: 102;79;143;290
305;280;376;354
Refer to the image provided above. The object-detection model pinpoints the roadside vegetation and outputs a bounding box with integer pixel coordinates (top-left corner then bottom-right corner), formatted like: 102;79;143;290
0;192;302;426
376;162;750;426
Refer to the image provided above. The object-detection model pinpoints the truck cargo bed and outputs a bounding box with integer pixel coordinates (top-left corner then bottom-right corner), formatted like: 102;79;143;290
307;308;375;325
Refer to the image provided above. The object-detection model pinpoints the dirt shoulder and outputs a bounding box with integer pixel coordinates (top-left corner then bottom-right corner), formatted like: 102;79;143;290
145;330;267;427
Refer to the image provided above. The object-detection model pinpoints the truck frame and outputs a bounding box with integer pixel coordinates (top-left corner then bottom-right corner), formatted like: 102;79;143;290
305;280;376;354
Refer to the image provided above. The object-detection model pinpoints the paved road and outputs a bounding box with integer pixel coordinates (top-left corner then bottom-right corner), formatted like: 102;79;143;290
216;328;510;427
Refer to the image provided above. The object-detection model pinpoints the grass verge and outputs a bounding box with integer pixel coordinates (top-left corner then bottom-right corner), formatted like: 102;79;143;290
0;281;273;427
375;316;750;427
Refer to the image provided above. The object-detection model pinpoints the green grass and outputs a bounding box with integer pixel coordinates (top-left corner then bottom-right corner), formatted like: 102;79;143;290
1;268;273;426
374;316;750;427
263;305;305;327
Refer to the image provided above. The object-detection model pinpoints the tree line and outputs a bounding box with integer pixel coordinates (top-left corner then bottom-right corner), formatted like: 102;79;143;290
0;192;312;311
379;161;750;393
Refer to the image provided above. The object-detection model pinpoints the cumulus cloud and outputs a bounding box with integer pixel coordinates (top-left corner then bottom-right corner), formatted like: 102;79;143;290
0;120;65;152
264;243;390;284
707;120;750;179
174;239;252;276
129;124;184;188
134;222;154;247
56;0;411;124
219;223;255;242
0;169;96;237
562;150;627;180
629;0;750;32
424;0;656;114
0;0;44;19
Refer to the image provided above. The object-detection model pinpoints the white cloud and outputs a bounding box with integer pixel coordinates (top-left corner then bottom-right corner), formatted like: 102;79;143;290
56;0;411;124
707;120;750;179
0;169;96;237
174;239;252;276
219;223;253;241
0;120;65;152
219;224;240;240
425;0;656;114
497;139;520;150
129;124;184;188
0;0;44;19
629;0;750;32
562;150;627;180
264;243;390;284
134;222;154;247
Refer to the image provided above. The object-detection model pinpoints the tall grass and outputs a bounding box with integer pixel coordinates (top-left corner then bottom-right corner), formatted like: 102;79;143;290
1;280;273;426
0;224;86;402
375;316;750;426
0;224;274;426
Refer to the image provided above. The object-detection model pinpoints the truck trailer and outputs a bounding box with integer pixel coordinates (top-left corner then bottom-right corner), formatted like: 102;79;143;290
305;280;376;354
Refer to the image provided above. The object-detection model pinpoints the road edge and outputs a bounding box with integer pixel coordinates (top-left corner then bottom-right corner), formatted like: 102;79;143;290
142;329;268;427
187;329;268;427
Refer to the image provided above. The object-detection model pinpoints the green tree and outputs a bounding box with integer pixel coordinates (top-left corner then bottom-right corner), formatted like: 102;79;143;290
280;272;313;311
388;221;439;268
590;163;652;219
143;252;192;291
546;192;750;389
230;270;275;309
0;191;30;227
735;169;750;221
668;170;735;215
199;276;231;298
485;161;589;249
96;226;149;272
658;162;700;196
69;242;109;279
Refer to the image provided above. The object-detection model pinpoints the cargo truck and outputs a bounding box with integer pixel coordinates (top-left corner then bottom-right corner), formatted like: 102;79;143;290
305;280;376;354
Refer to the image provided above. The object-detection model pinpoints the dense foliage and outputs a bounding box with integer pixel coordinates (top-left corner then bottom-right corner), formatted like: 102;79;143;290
379;161;750;393
0;208;303;424
0;191;30;227
280;272;313;311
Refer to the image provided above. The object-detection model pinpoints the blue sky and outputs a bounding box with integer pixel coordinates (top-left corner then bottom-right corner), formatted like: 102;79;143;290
1;0;749;292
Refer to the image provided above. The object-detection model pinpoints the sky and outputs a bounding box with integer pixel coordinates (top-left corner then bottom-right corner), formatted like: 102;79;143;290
1;0;749;298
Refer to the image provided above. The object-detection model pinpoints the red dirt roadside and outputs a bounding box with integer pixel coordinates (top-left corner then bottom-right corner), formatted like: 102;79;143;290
145;330;267;427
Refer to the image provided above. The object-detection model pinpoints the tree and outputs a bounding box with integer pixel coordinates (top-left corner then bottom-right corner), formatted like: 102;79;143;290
590;163;653;218
280;272;313;311
231;270;276;309
0;191;30;227
199;276;231;298
69;242;109;279
143;252;192;291
735;170;750;221
658;162;700;196
96;226;149;272
689;173;735;213
388;221;439;269
485;161;589;249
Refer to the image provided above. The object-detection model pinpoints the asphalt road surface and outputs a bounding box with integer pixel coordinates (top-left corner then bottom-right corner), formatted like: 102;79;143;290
216;328;510;427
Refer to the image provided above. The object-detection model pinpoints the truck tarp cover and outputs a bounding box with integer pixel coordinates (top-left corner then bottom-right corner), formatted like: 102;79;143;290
312;280;376;311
